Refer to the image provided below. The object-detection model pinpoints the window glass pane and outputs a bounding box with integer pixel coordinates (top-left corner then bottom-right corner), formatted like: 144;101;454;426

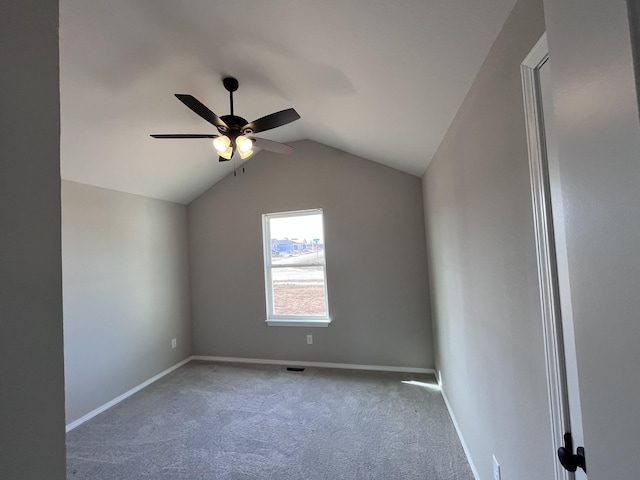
269;213;324;263
272;249;325;265
272;266;327;316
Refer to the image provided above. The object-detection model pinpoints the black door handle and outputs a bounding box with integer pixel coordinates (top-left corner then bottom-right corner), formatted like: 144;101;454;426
558;432;587;474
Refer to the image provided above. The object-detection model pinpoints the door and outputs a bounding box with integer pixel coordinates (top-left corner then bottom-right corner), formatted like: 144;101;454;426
521;34;587;480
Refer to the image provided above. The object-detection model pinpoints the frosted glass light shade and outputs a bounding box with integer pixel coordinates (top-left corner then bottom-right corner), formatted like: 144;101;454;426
237;135;254;159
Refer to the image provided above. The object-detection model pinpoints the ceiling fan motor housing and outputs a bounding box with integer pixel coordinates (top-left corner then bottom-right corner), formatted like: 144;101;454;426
219;115;249;137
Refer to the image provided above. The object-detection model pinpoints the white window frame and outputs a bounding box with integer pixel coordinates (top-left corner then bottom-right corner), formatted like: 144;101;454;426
262;208;331;327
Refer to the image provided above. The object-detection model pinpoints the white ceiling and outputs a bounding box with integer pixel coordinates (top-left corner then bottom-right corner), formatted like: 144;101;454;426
60;0;517;204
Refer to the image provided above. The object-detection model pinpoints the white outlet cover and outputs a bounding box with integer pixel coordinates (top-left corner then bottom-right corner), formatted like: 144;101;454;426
306;335;313;345
171;338;177;349
493;455;501;480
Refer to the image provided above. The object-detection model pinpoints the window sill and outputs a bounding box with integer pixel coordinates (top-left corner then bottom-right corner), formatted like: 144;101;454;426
266;319;331;327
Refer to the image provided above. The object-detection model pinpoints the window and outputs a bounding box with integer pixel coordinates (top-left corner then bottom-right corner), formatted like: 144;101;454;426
262;209;330;327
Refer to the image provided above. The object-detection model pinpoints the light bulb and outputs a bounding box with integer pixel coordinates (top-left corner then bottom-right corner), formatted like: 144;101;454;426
237;135;254;159
236;135;253;153
213;136;233;159
213;136;230;152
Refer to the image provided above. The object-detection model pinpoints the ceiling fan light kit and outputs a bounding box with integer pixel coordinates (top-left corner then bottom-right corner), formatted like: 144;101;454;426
151;76;300;163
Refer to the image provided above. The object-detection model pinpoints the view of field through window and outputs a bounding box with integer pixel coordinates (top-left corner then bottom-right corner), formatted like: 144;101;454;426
268;212;328;317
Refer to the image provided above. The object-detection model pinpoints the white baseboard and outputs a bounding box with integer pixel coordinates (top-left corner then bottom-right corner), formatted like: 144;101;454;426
65;356;193;432
66;356;433;433
192;355;435;374
439;381;480;480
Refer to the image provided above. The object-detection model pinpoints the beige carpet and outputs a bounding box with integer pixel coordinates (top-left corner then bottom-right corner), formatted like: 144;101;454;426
66;361;473;479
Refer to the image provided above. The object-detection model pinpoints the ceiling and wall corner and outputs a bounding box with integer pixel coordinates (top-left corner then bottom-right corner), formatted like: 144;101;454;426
59;0;518;204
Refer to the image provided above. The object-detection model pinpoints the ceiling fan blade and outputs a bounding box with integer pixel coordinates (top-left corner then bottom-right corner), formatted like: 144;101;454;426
218;156;231;162
150;134;218;138
175;94;228;130
252;137;294;154
243;108;300;134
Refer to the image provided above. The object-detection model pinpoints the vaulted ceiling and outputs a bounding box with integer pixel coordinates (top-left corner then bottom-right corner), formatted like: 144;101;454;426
60;0;517;204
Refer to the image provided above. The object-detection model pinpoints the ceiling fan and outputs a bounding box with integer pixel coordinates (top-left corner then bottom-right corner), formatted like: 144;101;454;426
151;76;300;162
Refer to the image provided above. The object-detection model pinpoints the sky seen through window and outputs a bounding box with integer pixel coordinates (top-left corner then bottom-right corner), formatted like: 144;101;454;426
269;214;324;243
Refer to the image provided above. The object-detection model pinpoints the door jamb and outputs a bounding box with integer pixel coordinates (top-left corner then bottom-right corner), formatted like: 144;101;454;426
521;33;572;480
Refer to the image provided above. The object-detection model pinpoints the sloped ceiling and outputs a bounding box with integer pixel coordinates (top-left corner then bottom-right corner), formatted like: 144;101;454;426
60;0;517;204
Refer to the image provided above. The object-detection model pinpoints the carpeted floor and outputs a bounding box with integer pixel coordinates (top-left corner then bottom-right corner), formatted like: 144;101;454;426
66;361;474;479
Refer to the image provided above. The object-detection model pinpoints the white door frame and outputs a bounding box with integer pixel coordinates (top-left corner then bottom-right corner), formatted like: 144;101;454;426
521;34;575;480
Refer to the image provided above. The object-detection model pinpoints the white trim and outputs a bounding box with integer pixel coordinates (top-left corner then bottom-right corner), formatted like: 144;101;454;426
192;355;434;374
521;32;571;480
438;382;480;480
262;208;330;322
522;32;549;68
65;355;434;433
266;319;331;327
65;356;192;432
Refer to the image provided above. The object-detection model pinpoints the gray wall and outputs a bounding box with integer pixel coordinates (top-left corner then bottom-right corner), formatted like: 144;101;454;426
0;1;66;478
189;140;432;368
542;0;640;476
422;0;555;479
62;181;192;423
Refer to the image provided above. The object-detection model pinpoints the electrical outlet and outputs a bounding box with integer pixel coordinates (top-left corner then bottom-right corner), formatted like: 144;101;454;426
306;335;313;345
493;455;501;480
171;338;177;349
